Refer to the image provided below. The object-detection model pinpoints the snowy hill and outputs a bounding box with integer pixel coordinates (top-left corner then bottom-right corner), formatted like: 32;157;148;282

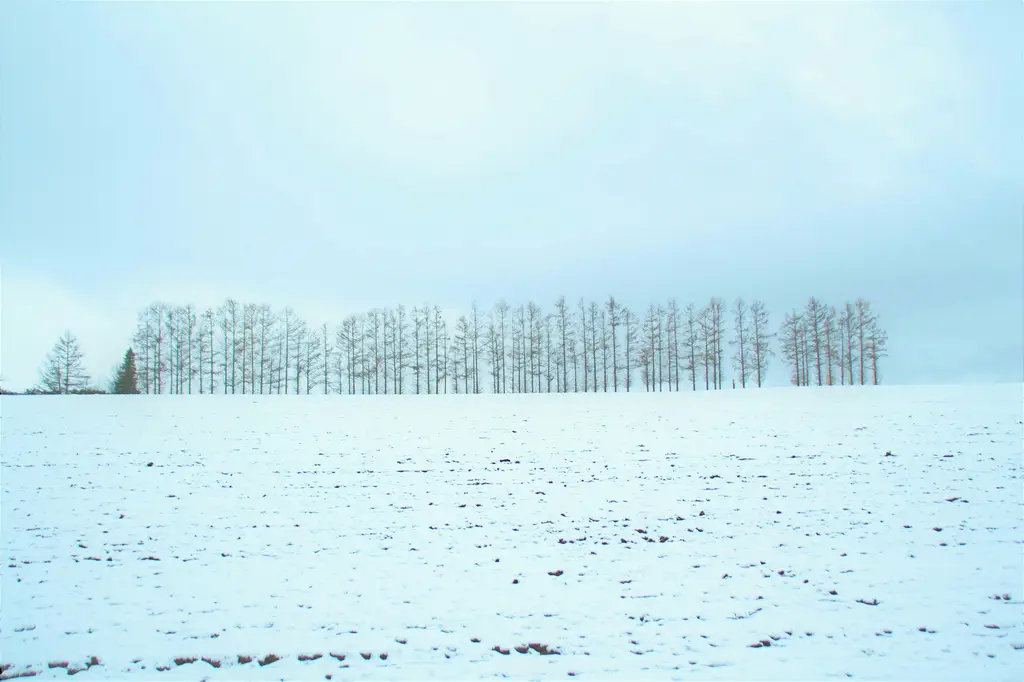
2;385;1021;679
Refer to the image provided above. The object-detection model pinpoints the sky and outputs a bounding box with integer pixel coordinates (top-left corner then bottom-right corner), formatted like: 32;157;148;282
1;0;1021;391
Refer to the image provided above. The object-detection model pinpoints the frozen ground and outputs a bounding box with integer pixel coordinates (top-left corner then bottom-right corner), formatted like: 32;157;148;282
1;385;1021;680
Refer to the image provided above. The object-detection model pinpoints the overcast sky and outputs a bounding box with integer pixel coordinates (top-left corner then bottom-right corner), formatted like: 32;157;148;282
1;0;1020;391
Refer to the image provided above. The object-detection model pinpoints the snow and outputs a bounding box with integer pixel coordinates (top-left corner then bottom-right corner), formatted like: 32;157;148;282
2;385;1022;680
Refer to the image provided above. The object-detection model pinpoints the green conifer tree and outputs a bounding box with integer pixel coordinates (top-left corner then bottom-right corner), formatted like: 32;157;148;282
113;348;140;394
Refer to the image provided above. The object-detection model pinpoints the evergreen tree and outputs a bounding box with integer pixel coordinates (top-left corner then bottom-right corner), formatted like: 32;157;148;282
113;347;140;394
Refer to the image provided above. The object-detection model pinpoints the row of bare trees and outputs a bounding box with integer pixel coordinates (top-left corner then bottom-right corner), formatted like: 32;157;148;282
779;298;888;386
127;296;886;395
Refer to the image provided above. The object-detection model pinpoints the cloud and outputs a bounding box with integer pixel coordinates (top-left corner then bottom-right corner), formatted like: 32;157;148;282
77;0;993;192
577;2;986;181
270;0;987;197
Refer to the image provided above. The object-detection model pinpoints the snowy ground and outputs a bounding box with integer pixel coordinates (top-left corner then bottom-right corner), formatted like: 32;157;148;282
2;385;1021;680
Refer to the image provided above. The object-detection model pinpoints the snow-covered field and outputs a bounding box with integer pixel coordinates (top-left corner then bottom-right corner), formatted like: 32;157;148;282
2;386;1021;680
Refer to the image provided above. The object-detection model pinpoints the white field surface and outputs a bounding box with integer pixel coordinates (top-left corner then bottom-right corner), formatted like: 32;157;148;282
1;385;1022;681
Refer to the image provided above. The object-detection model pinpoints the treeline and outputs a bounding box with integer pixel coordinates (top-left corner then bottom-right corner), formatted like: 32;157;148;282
114;295;886;396
780;299;887;387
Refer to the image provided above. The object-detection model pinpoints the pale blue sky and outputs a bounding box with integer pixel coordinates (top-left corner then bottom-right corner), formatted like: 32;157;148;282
1;0;1021;390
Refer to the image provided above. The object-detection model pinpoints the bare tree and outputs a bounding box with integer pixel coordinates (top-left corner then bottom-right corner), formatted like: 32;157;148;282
279;307;297;394
320;323;332;394
422;306;435;393
138;305;159;394
303;325;322;394
865;315;888;384
554;296;572;392
682;304;697;391
575;299;587;392
823;305;838;386
709;297;726;389
542;311;554;392
411;307;424;394
165;309;181;393
333;323;346;394
252;305;264;394
450;330;463;394
666;299;681;391
176;306;190;393
365;310;382;394
568;323;581;393
527;301;542;393
804;297;828;386
394;304;408;394
606;296;620;391
749;300;773;388
360;315;372;394
383;308;396;395
337;315;361;394
249;305;262;394
511;304;525;393
434;305;448;394
165;306;180;393
656;305;666;390
486;316;501;393
245;306;260;393
204;307;217;393
623;306;637;391
854;298;876;385
134;316;151;394
381;309;390;395
838;302;857;386
799;313;811;387
637;345;651;390
292;313;307;395
454;315;471;394
240;303;254;394
273;317;286;394
38;330;90;394
226;299;241;393
170;306;185;394
730;298;753;388
643;304;659;391
182;304;196;394
599;306;609;392
780;310;803;386
470;301;483;394
132;306;157;394
697;305;712;390
511;307;524;393
588;301;601;392
494;300;509;394
196;307;211;394
154;303;167;393
837;305;849;385
217;301;232;393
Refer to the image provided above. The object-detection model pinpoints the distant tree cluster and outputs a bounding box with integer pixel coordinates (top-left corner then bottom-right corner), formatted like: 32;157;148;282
779;298;887;386
102;296;887;396
22;297;887;396
20;333;141;395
